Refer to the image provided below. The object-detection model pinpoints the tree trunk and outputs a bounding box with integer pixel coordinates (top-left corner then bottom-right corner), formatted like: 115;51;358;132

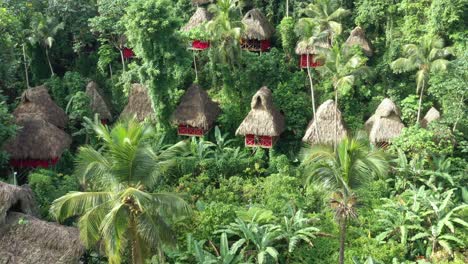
22;44;30;88
130;216;143;264
109;64;113;80
334;87;338;152
307;55;319;141
120;49;126;72
286;0;289;17
45;47;55;76
416;80;425;123
193;51;199;82
453;95;464;131
339;217;347;264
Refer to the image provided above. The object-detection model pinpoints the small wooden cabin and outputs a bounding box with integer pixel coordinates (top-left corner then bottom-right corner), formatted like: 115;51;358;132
236;87;285;148
4;114;72;168
295;40;330;69
172;84;221;137
421;107;441;128
13;86;68;129
345;26;373;57
85;81;112;124
182;7;213;51
365;98;405;146
302;100;348;145
241;9;275;52
120;84;156;122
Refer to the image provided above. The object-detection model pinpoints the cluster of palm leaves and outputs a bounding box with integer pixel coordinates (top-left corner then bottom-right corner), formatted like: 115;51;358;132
50;119;191;264
375;187;467;260
187;209;320;264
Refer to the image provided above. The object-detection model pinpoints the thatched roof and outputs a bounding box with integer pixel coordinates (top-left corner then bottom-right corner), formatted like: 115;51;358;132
345;26;373;56
242;9;275;40
13;85;68;129
192;0;213;5
182;7;212;32
120;84;156;122
365;98;404;144
421;107;441;128
171;84;221;130
236;87;285;137
86;81;112;120
295;39;331;55
302;100;348;145
0;182;36;225
3;114;72;160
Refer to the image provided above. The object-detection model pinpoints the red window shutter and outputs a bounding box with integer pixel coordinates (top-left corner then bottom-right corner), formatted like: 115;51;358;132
260;136;273;148
245;134;255;146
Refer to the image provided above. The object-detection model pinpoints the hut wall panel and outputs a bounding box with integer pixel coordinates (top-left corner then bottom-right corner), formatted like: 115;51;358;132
10;157;59;168
178;124;204;137
245;134;255;146
260;136;273;148
245;135;274;148
241;39;271;52
192;40;210;50
300;54;321;68
123;48;134;59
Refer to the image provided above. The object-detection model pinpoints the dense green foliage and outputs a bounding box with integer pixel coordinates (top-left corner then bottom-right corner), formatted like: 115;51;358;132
0;0;466;264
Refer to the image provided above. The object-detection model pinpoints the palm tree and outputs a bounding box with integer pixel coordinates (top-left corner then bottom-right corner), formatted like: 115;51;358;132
50;119;191;264
302;136;389;264
316;44;369;148
391;35;452;123
28;13;64;76
206;0;243;68
298;0;350;44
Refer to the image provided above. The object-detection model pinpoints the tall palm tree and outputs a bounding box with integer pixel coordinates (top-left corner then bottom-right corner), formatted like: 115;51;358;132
206;0;243;68
317;44;369;148
299;0;350;44
391;35;452;123
50;119;191;264
301;136;389;264
28;13;64;76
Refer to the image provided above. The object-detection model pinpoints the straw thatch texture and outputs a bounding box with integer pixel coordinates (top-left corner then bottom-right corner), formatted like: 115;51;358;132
345;26;373;56
236;87;285;136
192;0;213;5
302;100;348;145
120;84;156;122
295;40;331;55
0;212;85;264
86;81;112;121
13;86;68;129
182;7;212;32
242;9;275;40
365;98;404;144
172;84;221;130
0;182;36;225
3;114;72;160
421;107;440;128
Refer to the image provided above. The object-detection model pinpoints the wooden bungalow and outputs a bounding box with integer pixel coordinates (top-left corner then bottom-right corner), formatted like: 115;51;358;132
120;84;156;122
172;84;221;137
421;107;440;128
241;9;275;52
0;182;85;263
4;114;72;168
86;81;112;124
365;98;405;146
302;100;348;145
295;40;330;69
182;7;213;50
236;87;285;148
345;26;373;57
13;85;68;129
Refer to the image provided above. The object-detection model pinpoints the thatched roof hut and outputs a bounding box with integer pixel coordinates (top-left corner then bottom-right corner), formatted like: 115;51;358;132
86;81;112;121
3;114;72;161
302;100;348;145
421;107;440;128
295;39;331;55
242;9;275;41
0;182;84;263
345;26;373;56
192;0;213;6
172;84;221;133
365;98;405;144
13;85;68;129
182;7;212;32
236;87;285;137
120;84;156;122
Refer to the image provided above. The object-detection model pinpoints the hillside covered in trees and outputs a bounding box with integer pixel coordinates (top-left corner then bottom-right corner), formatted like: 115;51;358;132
0;0;467;263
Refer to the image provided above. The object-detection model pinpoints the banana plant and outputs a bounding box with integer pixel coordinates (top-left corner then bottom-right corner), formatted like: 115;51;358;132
189;233;250;264
278;209;320;253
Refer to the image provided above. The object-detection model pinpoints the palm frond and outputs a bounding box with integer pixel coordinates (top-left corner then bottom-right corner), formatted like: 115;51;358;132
50;191;113;222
